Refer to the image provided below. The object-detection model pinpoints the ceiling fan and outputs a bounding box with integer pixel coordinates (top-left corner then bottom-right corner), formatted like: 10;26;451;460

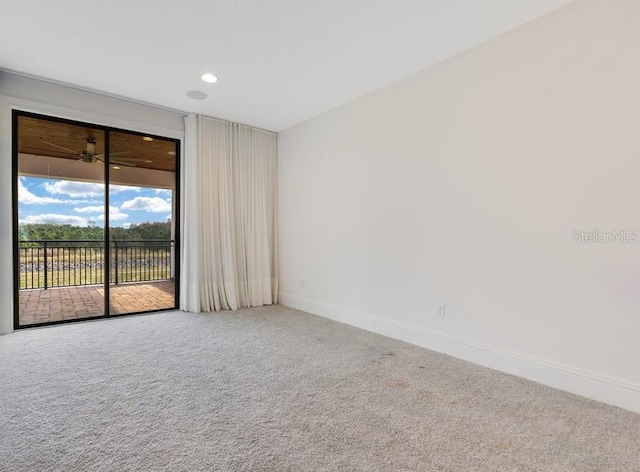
41;138;149;167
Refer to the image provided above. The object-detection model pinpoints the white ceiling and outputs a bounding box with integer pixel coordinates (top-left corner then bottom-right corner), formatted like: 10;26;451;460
0;0;575;132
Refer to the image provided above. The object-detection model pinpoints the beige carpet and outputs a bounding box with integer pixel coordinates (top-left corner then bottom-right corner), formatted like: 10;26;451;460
0;305;638;471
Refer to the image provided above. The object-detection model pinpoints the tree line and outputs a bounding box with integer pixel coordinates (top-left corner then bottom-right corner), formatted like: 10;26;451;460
19;221;172;242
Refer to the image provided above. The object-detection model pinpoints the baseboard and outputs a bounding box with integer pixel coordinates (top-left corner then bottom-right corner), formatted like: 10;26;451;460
279;292;640;415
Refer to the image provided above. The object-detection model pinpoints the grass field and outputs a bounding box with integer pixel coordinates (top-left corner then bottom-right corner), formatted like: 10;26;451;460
19;247;172;289
18;267;172;290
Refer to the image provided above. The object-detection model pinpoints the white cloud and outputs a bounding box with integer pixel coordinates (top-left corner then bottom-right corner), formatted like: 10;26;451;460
121;196;171;213
154;189;173;196
73;205;104;213
18;178;91;205
73;205;128;222
19;179;64;204
43;180;141;198
111;184;141;194
20;214;89;226
108;208;129;221
44;181;103;197
96;207;129;221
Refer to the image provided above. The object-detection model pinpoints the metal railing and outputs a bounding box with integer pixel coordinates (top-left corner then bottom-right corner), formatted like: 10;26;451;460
18;239;174;290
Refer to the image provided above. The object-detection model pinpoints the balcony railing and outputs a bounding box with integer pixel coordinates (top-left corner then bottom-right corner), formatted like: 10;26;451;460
18;239;174;290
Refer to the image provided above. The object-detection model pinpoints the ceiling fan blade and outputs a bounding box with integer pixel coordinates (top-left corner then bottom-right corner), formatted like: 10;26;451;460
111;159;138;167
108;157;150;162
101;156;138;167
95;151;131;159
41;139;77;154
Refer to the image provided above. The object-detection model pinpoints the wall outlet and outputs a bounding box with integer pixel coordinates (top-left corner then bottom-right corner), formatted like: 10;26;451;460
300;279;305;288
436;304;446;318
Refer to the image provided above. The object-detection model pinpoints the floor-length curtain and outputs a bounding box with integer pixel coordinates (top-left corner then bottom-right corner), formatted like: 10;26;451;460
181;114;278;312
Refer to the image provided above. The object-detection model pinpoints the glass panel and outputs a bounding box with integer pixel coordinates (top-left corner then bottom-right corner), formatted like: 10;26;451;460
17;115;106;326
108;131;177;315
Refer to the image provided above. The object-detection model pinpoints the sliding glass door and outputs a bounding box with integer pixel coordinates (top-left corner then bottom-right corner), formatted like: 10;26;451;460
13;111;179;328
107;130;178;316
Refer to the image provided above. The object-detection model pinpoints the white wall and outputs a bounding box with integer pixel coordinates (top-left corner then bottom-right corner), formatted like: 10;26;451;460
278;0;640;413
0;71;184;335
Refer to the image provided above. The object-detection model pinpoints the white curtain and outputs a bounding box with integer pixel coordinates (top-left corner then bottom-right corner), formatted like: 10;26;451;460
181;114;278;312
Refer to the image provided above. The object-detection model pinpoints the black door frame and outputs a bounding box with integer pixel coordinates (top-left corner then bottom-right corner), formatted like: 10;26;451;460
12;109;181;329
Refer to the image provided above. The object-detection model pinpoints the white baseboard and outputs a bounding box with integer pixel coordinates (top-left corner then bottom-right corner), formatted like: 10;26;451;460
279;292;640;415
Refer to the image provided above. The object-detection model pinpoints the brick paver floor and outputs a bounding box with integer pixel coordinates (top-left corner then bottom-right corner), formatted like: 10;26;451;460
18;280;175;326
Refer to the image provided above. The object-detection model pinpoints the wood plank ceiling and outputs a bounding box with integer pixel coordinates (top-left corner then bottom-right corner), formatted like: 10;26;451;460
17;115;177;172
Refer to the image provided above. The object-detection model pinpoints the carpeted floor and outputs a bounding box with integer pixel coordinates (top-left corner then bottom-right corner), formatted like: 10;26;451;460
0;306;638;471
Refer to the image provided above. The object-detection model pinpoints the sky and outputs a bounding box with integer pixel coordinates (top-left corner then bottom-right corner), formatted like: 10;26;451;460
18;176;173;228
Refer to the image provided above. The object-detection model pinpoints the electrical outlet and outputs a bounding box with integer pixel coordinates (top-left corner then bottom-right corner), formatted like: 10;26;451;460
436;304;446;318
300;279;305;288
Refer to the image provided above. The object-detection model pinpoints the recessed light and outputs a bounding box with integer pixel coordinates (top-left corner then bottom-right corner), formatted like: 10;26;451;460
142;136;154;142
167;151;176;156
186;90;208;100
145;160;153;163
201;73;218;83
112;166;121;170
